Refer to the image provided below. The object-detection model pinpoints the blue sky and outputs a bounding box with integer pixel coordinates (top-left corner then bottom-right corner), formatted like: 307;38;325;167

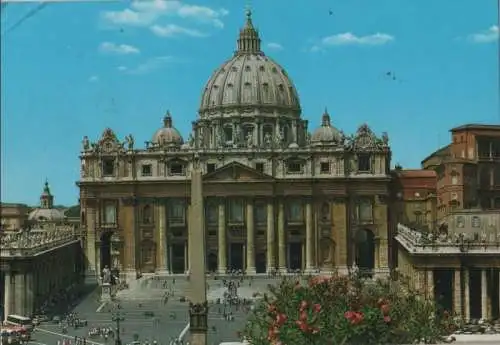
1;0;499;205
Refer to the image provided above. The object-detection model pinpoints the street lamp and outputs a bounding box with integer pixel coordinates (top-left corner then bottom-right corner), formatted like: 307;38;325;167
112;306;125;345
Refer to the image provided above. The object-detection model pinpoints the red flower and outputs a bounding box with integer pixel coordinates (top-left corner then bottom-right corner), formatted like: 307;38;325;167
344;310;364;325
299;310;308;321
383;316;391;323
295;320;309;332
380;304;390;316
275;313;287;325
312;303;321;313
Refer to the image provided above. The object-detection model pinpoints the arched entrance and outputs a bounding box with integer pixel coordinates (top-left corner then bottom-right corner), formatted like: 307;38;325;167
255;253;266;274
354;229;375;276
100;231;113;271
207;253;217;273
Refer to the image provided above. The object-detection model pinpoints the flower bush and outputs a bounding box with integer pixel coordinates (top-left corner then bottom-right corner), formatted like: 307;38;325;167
242;273;459;345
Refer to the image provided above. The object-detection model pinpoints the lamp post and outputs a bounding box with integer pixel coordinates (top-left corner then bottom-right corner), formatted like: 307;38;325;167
112;306;125;345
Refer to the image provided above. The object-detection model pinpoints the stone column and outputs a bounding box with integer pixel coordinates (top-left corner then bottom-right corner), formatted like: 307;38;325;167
481;269;488;320
453;269;462;317
266;200;276;273
122;198;137;279
4;271;13;318
464;269;470;321
305;201;314;272
14;273;25;316
25;272;34;317
332;198;347;274
426;269;434;300
246;200;256;275
85;201;97;283
277;199;286;273
157;200;168;274
217;200;227;275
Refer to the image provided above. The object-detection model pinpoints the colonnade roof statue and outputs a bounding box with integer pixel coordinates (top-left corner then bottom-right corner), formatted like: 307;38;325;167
0;225;76;253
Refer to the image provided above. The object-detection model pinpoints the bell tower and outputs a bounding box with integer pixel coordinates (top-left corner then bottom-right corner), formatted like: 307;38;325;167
40;179;54;209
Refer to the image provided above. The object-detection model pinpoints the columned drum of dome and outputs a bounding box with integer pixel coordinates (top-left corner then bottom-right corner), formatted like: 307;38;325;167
77;9;393;282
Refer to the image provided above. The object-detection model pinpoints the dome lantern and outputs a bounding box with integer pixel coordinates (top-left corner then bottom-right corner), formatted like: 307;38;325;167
236;8;261;55
40;179;54;209
322;108;331;127
163;110;173;128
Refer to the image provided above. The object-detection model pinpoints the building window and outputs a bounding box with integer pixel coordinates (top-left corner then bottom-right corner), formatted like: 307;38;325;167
255;163;264;173
102;201;117;225
142;205;153;224
169;162;185;176
451;176;458;185
224;126;233;142
287;200;303;223
414;211;423;225
320;202;330;221
320;162;330;174
229;199;244;223
263;125;273;138
286;160;303;174
456;216;465;228
471;216;481;228
168;199;185;225
255;203;267;225
207;163;216;173
357;198;373;223
357;154;371;173
142;164;152;176
102;159;115;176
206;202;217;225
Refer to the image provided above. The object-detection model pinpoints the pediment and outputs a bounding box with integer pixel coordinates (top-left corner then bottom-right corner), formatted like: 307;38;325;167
203;162;274;182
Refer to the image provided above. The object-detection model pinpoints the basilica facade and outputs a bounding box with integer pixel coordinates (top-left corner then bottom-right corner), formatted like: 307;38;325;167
78;11;392;280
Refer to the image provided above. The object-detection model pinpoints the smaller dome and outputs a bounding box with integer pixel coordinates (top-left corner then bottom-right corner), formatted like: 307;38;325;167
152;111;184;146
311;108;342;145
29;208;65;222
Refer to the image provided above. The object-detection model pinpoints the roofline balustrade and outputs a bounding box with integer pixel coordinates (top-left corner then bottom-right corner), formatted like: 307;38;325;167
395;223;500;255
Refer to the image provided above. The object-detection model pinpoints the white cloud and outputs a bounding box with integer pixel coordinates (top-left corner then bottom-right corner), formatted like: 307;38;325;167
266;42;283;51
101;0;228;35
151;24;206;38
468;25;499;44
321;32;394;46
121;56;174;75
88;75;99;82
99;42;140;55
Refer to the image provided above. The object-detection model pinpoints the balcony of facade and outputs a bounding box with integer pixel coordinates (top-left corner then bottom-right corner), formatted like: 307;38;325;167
477;138;500;162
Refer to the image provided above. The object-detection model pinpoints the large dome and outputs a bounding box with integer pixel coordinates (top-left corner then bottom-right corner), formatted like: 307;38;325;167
199;10;301;117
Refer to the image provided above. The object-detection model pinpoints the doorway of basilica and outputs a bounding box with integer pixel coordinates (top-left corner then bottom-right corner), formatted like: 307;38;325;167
229;243;244;271
140;240;156;273
100;231;113;271
171;243;185;274
207;252;217;273
354;229;375;276
288;242;302;271
255;253;266;274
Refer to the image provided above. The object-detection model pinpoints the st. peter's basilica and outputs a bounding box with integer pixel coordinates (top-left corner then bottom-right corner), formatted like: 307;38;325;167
78;10;392;280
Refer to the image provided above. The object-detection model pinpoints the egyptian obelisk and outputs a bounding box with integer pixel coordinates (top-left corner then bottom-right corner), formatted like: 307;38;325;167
188;156;208;345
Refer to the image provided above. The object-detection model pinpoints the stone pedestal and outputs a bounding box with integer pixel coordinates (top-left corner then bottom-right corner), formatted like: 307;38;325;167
101;283;112;303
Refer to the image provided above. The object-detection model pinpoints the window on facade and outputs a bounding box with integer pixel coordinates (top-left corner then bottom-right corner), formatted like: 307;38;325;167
81;211;86;226
451;176;458;185
287;200;303;223
142;164;152;176
224;126;233;142
414;211;423;224
102;201;117;225
282;125;289;144
357;198;373;223
168;199;185;224
320;162;330;174
169;162;185;176
229;199;244;223
255;203;267;224
243;126;254;142
357;154;371;172
207;163;216;173
142;205;152;224
255;163;264;173
286;161;303;174
456;216;465;228
102;159;115;176
206;203;218;225
263;125;273;138
471;216;481;228
494;198;500;209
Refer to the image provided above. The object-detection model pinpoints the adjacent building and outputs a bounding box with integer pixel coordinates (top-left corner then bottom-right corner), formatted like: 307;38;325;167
78;11;392;281
395;124;500;320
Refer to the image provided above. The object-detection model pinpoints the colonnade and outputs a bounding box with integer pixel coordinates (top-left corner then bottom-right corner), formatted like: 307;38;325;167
2;241;82;318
